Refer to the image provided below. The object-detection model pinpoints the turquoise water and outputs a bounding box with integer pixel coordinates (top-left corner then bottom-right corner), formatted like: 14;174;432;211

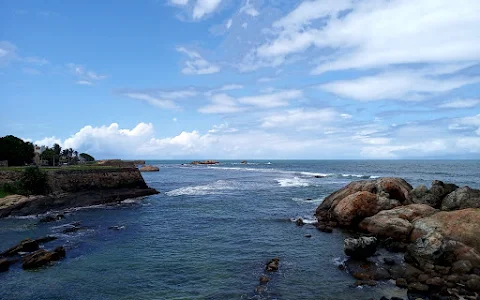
1;160;479;300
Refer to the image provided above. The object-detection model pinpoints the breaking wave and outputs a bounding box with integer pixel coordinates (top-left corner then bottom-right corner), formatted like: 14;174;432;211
276;177;310;187
166;180;237;196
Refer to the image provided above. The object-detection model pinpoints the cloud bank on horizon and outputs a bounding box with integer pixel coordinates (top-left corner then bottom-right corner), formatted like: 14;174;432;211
1;0;479;159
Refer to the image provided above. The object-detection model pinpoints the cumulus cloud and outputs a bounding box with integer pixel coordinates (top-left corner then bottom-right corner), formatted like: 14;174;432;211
169;0;189;5
198;93;245;113
177;47;220;75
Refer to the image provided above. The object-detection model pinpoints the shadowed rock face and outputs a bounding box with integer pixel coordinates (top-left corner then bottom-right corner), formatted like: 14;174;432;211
22;247;66;270
344;236;377;259
411;180;458;209
441;186;480;211
359;204;437;241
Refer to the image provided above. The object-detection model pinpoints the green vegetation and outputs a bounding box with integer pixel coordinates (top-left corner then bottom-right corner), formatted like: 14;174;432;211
0;135;34;166
79;153;95;162
1;166;50;196
0;187;11;198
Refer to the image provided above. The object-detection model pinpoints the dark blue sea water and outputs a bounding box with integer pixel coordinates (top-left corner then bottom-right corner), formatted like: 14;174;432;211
1;160;479;300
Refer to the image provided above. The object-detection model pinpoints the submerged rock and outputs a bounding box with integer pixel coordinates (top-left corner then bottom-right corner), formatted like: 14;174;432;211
39;214;65;223
22;246;65;270
265;257;280;272
259;275;269;284
344;236;377;259
0;258;10;272
295;218;305;226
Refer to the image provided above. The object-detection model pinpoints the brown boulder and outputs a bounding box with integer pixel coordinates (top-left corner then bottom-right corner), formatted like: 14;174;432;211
316;178;412;226
410;208;480;253
359;204;437;240
441;186;480;211
332;191;401;226
138;165;159;172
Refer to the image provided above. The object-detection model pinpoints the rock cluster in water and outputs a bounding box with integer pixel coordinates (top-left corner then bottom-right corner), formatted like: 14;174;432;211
190;160;220;165
138;165;160;172
314;177;480;299
0;236;64;272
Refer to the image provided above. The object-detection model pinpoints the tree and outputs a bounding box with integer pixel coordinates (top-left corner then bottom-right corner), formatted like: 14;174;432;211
79;153;95;162
40;148;56;166
0;135;35;166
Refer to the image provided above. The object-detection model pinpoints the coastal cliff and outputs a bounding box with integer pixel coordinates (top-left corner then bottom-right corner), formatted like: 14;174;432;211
0;167;158;217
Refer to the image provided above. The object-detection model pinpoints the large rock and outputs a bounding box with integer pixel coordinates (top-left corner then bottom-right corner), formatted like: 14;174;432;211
316;178;413;226
138;165;159;172
411;180;458;208
22;247;65;270
359;204;437;241
0;258;10;272
410;208;480;253
441;186;480;211
344;236;377;259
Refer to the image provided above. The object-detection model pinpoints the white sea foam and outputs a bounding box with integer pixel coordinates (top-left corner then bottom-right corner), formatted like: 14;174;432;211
276;177;310;187
290;217;317;224
166;180;237;196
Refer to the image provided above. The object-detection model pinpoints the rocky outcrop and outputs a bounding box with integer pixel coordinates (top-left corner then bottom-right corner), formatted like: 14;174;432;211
441;186;480;211
0;188;159;217
316;178;413;227
344;237;377;259
359;204;437;241
22;247;65;269
0;258;10;272
411;180;458;208
0;236;57;257
138;165;159;172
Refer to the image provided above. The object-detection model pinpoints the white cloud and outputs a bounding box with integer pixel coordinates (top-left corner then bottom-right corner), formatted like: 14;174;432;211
237;89;302;108
173;117;178;122
76;80;93;86
244;0;480;73
450;114;480;135
261;108;340;130
23;56;49;66
193;0;223;20
121;93;179;110
34;136;62;147
439;99;480;109
67;63;107;84
240;0;259;17
169;0;189;5
204;84;243;96
226;19;232;29
200;89;303;113
319;69;480;101
176;47;220;75
198;93;244;114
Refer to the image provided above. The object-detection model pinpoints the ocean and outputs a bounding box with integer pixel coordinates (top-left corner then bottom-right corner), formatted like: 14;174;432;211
1;160;479;300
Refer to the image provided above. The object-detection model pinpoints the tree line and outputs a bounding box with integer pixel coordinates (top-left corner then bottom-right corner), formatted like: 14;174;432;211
0;135;95;167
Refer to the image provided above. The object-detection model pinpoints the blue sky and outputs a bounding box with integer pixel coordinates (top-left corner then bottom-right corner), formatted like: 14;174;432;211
1;0;479;159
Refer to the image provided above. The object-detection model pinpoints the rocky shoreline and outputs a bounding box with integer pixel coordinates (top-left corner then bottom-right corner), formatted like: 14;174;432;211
314;177;480;299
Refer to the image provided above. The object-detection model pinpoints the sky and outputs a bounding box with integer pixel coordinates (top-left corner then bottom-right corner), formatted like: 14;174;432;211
0;0;479;159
